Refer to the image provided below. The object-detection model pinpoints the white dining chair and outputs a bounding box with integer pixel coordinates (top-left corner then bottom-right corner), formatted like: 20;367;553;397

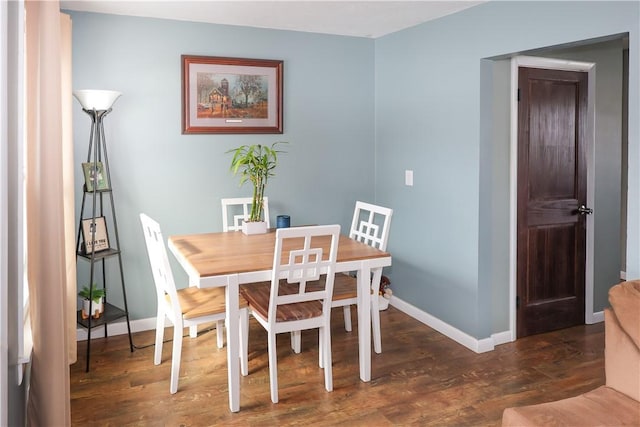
213;196;271;347
341;201;393;352
298;201;393;354
221;196;270;232
240;225;340;403
139;213;249;394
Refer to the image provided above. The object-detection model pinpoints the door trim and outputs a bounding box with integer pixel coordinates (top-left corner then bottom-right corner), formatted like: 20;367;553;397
509;55;596;341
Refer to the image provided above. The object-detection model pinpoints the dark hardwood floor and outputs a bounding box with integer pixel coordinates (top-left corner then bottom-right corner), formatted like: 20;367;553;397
70;306;605;426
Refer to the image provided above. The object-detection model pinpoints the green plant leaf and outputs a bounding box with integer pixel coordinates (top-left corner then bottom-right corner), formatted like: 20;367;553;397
227;142;287;222
78;283;106;302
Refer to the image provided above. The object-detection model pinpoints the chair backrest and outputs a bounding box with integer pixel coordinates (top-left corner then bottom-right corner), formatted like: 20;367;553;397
349;201;393;251
268;225;340;324
221;197;270;232
139;213;182;322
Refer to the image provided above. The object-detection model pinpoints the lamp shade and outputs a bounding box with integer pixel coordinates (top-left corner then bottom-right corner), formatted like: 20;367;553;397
73;90;121;110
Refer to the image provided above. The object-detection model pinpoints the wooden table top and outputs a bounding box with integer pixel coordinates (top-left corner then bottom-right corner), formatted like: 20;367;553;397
168;229;391;278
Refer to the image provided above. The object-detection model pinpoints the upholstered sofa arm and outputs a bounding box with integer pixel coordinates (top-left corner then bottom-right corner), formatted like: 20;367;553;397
501;280;640;426
606;280;640;401
609;280;640;348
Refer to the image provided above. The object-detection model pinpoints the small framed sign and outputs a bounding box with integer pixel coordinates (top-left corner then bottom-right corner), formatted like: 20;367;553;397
82;162;110;192
82;216;110;254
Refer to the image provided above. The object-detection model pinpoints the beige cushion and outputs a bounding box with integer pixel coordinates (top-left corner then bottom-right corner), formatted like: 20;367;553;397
605;307;640;401
502;386;640;426
608;280;640;350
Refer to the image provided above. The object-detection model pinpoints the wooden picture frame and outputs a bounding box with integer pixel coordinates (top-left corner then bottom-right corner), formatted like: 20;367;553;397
82;161;110;192
181;55;283;134
82;216;110;254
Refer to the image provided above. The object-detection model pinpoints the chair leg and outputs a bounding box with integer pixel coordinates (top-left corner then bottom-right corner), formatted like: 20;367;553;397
170;323;183;394
291;331;301;354
240;309;249;376
371;296;382;354
189;325;197;338
154;312;165;365
268;331;279;403
318;328;324;368
216;320;225;349
342;306;352;331
322;325;333;392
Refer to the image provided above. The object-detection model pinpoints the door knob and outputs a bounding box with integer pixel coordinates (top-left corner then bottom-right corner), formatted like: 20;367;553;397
578;205;593;215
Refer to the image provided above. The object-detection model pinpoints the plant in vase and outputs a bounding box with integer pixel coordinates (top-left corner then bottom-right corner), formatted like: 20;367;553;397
378;275;392;310
79;284;106;319
227;141;287;234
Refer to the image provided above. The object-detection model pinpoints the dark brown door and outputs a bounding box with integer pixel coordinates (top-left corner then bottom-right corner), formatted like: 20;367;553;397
517;66;589;338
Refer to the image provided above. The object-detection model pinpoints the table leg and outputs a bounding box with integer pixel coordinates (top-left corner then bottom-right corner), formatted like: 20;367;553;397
371;267;383;354
225;274;240;412
188;275;199;338
358;262;371;382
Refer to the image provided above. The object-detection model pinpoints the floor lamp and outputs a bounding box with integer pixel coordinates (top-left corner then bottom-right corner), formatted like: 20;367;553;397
73;90;133;371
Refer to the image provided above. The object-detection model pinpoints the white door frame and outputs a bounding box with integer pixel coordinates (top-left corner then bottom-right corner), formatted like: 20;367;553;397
509;55;597;341
0;1;9;423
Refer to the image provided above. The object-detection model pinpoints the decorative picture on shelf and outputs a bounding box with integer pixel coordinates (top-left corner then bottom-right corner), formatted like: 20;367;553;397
181;55;283;134
81;216;110;254
82;161;109;191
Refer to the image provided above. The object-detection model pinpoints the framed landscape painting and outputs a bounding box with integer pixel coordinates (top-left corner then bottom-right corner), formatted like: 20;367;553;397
181;55;283;134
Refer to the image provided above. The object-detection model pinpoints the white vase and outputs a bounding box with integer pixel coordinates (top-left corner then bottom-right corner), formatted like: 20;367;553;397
82;298;104;319
378;295;390;311
242;221;268;235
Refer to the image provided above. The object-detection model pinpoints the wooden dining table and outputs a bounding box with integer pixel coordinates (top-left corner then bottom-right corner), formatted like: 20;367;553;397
167;228;392;412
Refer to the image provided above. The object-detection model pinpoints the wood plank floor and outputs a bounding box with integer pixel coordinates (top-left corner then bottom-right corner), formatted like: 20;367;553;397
70;306;605;426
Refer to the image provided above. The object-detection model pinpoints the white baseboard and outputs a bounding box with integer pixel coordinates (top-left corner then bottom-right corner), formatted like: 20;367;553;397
490;330;513;347
389;297;509;354
76;317;156;341
587;310;605;324
389;297;605;352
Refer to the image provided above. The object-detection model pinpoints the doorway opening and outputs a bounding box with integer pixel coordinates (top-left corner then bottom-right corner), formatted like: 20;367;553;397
506;37;629;340
479;34;629;344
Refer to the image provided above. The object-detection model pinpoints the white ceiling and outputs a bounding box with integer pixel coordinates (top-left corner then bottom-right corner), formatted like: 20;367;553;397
59;1;485;38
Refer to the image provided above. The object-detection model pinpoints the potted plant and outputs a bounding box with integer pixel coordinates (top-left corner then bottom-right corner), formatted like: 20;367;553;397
227;141;286;235
79;284;106;319
378;275;392;311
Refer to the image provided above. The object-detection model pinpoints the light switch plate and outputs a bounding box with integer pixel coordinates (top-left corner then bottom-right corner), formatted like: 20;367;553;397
405;170;413;186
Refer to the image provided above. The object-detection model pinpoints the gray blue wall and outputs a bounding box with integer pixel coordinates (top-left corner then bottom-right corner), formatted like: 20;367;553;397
68;12;375;319
375;1;638;338
68;1;639;341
